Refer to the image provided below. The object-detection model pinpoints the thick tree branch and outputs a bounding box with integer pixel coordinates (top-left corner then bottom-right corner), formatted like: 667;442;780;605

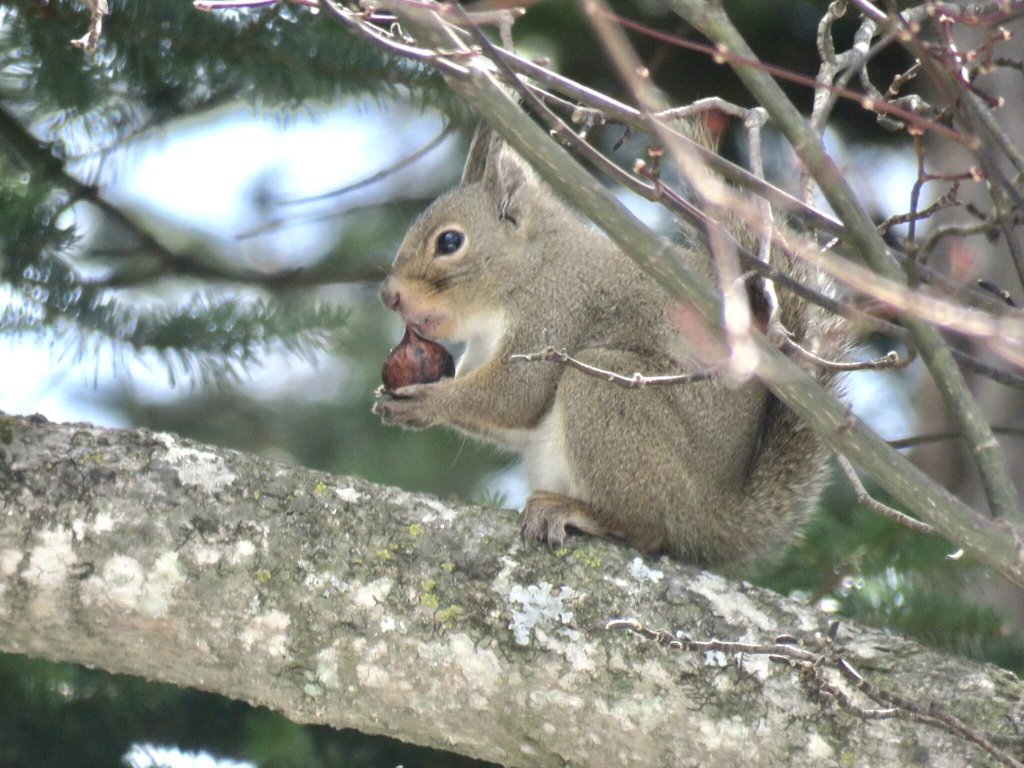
0;413;1022;767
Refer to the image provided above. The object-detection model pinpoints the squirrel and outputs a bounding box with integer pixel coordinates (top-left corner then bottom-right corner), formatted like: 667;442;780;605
373;121;850;571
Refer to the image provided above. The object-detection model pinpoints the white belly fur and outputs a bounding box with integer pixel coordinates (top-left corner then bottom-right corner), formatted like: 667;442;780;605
523;401;584;499
455;309;505;377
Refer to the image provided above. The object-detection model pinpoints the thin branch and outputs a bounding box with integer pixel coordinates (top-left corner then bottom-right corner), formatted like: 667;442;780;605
0;93;391;291
834;453;937;534
952;349;1024;389
320;0;473;77
899;0;1024;27
888;427;1024;450
798;661;902;721
70;0;108;53
0;106;185;272
920;216;1024;264
278;120;457;206
236;194;436;240
196;0;320;8
861;1;1024;290
602;9;967;143
834;657;1024;768
809;0;868;201
509;346;718;389
774;222;1024;348
84;258;388;290
462;6;525;51
580;0;768;379
876;182;962;239
784;337;912;372
441;8;672;222
493;48;847;238
237;121;457;239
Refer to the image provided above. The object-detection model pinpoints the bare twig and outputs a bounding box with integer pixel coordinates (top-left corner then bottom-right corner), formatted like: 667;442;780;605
608;618;1024;768
462;6;525;51
859;1;1024;291
195;0;319;10
71;0;108;53
509;346;718;389
497;49;847;237
579;0;768;380
236;122;457;239
888;427;1024;450
774;224;1024;346
320;0;473;77
808;0;862;202
783;337;912;372
834;453;937;534
919;218;1010;266
601;9;967;143
278;121;457;205
877;182;962;240
834;657;1024;768
0;105;183;274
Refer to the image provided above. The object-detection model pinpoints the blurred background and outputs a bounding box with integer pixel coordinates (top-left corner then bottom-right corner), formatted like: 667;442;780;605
1;1;1022;766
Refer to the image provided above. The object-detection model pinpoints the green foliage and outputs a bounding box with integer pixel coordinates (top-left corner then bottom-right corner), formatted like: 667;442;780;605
1;1;464;134
473;487;510;509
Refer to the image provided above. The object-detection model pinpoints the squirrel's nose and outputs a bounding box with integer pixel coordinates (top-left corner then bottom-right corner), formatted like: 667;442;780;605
380;281;401;311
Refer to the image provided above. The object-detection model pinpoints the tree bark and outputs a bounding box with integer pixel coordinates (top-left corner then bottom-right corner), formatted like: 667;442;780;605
0;412;1020;767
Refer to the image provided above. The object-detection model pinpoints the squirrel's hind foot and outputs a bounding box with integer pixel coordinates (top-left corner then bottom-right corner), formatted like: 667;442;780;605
520;491;623;550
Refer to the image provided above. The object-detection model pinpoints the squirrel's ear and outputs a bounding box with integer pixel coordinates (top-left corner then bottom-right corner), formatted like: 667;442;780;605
487;149;534;226
462;121;536;226
461;121;496;185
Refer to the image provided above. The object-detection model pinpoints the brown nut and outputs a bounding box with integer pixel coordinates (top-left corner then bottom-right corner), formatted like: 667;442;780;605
381;326;455;394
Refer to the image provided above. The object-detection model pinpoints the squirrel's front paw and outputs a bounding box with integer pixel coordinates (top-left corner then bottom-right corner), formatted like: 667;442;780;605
372;384;439;430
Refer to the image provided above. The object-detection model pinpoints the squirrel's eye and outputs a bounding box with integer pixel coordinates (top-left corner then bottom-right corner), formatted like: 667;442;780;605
435;230;464;256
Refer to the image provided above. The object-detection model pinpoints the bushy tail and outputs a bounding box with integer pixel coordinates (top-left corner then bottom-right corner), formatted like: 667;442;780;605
737;252;853;568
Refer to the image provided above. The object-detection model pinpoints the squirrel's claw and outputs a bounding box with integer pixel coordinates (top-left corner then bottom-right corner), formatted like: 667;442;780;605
521;491;626;551
520;491;590;550
520;503;568;550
